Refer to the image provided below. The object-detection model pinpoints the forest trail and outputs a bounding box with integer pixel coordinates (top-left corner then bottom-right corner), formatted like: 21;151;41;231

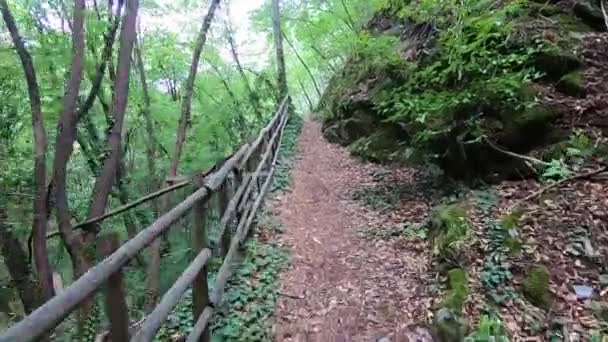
272;121;433;341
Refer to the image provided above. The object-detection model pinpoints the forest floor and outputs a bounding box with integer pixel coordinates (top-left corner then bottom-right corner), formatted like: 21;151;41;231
271;121;436;341
269;118;608;339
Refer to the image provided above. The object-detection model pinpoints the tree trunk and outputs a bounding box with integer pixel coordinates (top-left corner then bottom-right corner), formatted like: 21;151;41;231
167;0;221;178
0;0;54;302
146;0;221;311
134;40;160;215
225;22;262;120
78;0;123;119
298;78;314;112
86;0;139;229
207;63;247;141
339;0;356;31
282;31;321;97
50;0;87;267
310;44;337;73
0;201;44;314
272;0;288;99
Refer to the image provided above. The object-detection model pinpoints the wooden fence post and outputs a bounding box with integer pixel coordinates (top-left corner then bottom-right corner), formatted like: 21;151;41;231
96;233;129;342
192;199;211;342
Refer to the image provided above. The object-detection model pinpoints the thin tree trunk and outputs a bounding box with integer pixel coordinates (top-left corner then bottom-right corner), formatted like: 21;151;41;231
282;30;321;97
298;78;314;112
272;0;288;99
208;62;240;105
339;0;356;31
86;0;139;232
167;0;221;178
0;0;54;302
78;0;123;119
207;63;247;141
134;41;160;215
50;0;87;273
0;204;44;314
225;22;262;120
146;0;221;311
310;44;337;73
76;128;139;241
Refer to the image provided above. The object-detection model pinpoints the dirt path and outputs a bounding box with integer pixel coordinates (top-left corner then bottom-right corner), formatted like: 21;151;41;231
272;121;433;341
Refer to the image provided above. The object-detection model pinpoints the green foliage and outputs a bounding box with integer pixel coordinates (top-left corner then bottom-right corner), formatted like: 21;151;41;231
473;190;499;213
443;268;469;312
541;158;572;180
541;130;596;180
374;0;546;159
432;205;471;257
211;239;288;342
523;265;551;308
210;106;301;341
567;130;595;160
272;114;303;192
475;192;520;304
556;71;586;97
353;33;402;73
465;315;508;342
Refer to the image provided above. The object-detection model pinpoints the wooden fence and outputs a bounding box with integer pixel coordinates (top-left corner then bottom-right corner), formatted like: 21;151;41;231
0;96;291;342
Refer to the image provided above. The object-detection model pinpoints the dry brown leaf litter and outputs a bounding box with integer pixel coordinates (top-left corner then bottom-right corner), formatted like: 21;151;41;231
271;121;434;342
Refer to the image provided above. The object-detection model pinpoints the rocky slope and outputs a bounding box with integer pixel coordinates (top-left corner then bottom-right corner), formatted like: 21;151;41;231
319;0;607;179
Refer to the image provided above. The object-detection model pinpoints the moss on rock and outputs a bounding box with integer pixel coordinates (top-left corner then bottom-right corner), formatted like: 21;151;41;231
443;268;469;312
432;308;468;342
523;265;551;308
534;49;583;80
348;125;404;162
573;0;607;31
556;71;586;97
513;104;557;129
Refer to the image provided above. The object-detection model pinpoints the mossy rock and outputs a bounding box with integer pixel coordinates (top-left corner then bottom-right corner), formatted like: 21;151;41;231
323;114;377;146
499;103;559;149
573;0;607;31
443;268;469;312
323;122;342;144
432;308;468;342
523;265;551;308
513;104;557;130
534;49;583;80
349;125;404;162
554;13;595;33
527;2;562;17
556;71;587;98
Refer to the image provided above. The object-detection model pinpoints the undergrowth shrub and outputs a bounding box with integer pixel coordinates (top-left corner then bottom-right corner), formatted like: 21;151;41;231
432;205;472;261
465;315;508;342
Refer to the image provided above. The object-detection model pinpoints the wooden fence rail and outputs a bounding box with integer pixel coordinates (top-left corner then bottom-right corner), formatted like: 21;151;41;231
0;96;291;342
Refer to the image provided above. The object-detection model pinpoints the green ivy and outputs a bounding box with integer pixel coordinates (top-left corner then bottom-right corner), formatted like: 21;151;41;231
474;191;520;305
211;240;288;342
